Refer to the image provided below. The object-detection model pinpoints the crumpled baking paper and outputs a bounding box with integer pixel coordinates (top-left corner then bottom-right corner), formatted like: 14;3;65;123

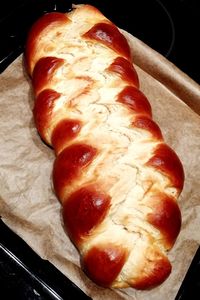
0;30;200;300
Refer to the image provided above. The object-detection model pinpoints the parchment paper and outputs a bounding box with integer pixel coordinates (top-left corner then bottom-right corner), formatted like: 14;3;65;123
0;30;200;300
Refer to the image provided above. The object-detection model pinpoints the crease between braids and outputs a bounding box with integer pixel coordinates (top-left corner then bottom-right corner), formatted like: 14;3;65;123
25;4;184;290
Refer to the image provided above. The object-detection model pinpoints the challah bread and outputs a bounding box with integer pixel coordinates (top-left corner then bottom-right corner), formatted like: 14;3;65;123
25;4;184;289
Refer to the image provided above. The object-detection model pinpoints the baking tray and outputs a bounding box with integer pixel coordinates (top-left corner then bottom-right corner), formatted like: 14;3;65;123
0;0;200;299
0;219;91;300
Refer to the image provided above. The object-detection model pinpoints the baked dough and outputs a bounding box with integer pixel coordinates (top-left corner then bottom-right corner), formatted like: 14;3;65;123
25;4;184;289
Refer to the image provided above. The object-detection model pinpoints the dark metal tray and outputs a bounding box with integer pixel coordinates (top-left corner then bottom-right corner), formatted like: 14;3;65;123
0;1;199;299
0;219;91;300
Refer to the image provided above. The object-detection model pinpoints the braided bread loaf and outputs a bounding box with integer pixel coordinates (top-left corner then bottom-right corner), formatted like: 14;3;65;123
25;4;184;289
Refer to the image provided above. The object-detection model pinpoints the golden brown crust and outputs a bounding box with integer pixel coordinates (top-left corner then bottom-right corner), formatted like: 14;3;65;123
32;57;65;96
26;4;184;290
129;249;172;289
83;244;128;287
132;116;163;140
108;57;139;87
83;23;131;60
146;192;182;249
26;12;69;75
146;143;184;192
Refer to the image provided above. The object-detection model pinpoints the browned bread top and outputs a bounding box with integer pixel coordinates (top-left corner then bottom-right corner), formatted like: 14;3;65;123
25;4;184;289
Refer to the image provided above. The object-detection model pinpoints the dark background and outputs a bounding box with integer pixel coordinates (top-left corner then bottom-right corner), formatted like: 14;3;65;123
0;0;200;299
0;0;199;83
